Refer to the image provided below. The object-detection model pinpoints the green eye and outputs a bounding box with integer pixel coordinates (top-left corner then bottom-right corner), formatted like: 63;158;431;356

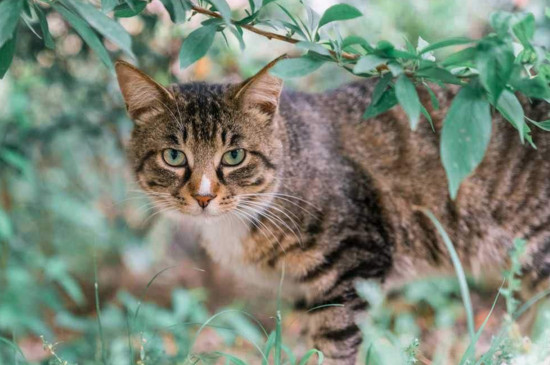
162;149;187;167
222;149;246;166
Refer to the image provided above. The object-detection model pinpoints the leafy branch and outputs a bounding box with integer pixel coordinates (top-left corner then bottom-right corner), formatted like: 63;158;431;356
188;3;360;61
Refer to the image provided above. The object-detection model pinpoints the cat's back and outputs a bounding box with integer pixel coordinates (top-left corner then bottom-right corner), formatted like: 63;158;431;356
294;78;550;276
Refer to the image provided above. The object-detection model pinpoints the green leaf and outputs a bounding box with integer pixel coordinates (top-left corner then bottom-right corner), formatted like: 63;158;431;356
423;82;440;110
160;0;189;23
0;0;23;48
0;32;16;79
65;0;135;58
229;25;245;51
511;75;550;100
318;4;362;28
179;25;217;69
371;73;393;105
51;4;114;70
353;55;386;74
34;4;55;49
418;37;474;54
490;11;513;36
441;85;491;199
476;39;514;103
395;75;421;130
416;67;462;85
269;56;325;78
208;0;231;25
530;119;550;131
387;62;403;76
0;207;13;240
496;90;525;143
0;148;30;173
296;41;331;56
276;4;306;39
101;0;119;13
421;104;435;131
57;275;86;305
512;13;535;48
384;48;418;60
363;87;398;119
114;1;148;17
342;35;373;52
441;47;477;67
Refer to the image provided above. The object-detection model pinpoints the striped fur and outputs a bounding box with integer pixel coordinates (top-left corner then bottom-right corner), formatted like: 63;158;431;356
116;60;550;364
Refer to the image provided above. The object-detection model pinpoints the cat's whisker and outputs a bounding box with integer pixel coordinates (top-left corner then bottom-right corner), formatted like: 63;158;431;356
117;191;173;205
228;210;248;231
239;193;320;220
136;195;173;211
238;192;320;210
237;205;286;254
232;207;277;251
247;192;321;211
239;201;294;240
241;198;303;228
251;198;305;231
234;206;285;254
239;200;303;246
142;203;176;224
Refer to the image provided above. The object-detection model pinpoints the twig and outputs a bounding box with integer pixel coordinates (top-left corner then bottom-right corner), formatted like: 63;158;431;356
189;4;361;61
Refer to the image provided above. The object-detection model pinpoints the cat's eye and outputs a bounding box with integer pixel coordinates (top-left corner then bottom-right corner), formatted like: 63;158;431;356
162;148;187;167
222;149;246;166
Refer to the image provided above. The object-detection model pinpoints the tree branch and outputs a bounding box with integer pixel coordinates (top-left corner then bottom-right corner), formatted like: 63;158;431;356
189;4;360;61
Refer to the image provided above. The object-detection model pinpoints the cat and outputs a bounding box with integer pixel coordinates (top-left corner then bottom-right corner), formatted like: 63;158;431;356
115;58;550;364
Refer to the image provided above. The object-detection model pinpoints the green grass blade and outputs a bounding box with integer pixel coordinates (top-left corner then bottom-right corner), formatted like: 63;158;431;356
514;288;550;320
275;263;285;364
213;351;248;364
420;208;475;341
0;337;27;363
298;349;324;365
190;309;268;363
262;331;276;365
93;253;108;365
459;286;501;365
134;266;176;323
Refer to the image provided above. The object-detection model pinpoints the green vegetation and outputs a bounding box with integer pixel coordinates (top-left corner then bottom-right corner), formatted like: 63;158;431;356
1;0;549;363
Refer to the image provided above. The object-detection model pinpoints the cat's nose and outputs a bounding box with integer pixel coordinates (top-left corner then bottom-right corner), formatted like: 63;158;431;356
193;194;216;208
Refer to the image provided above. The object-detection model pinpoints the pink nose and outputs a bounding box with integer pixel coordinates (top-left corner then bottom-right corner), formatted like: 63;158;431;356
193;194;216;208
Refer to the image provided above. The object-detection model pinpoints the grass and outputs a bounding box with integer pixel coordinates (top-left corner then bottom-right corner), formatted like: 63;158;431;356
2;211;550;364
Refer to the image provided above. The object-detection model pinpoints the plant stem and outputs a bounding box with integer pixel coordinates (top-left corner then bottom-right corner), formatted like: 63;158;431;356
189;4;361;61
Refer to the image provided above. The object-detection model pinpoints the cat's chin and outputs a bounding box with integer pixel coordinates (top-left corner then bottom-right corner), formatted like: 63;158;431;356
163;208;232;223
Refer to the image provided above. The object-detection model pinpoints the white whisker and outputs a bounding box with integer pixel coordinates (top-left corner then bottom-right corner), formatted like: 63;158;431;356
239;193;319;220
237;205;286;254
239;200;303;246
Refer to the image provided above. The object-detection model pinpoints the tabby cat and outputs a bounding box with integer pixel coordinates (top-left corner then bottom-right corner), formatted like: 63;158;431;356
115;58;550;364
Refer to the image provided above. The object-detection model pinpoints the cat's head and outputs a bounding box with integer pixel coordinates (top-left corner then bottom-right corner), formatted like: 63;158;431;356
115;60;284;219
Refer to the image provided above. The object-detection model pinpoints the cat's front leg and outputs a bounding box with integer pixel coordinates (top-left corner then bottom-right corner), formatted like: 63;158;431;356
304;289;366;365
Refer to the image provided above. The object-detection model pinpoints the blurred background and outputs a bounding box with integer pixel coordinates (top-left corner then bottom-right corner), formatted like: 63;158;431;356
1;0;549;363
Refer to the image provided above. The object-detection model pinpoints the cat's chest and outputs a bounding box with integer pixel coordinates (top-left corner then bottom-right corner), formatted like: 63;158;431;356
185;216;305;298
197;215;249;267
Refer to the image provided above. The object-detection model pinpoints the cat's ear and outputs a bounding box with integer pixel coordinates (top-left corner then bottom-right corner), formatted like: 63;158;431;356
234;55;285;116
115;60;174;122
